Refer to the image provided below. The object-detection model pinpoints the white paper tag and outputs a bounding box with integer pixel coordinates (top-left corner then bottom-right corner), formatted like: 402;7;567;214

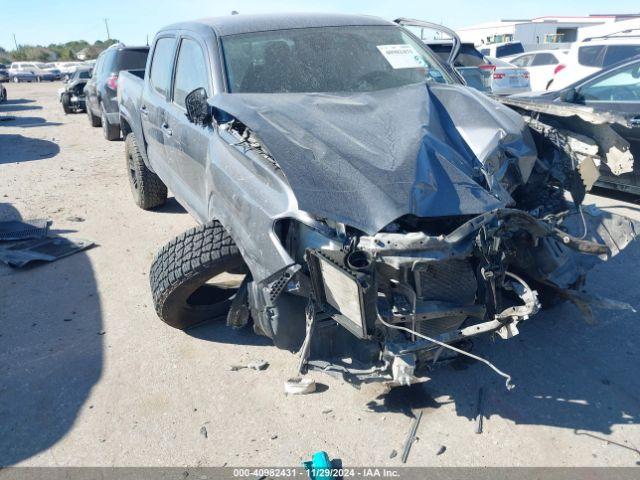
377;44;427;69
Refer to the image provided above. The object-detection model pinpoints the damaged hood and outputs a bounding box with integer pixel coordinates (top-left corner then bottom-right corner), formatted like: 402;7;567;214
211;82;537;234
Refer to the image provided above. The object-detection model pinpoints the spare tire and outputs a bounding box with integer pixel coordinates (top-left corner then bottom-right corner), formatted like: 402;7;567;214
150;221;247;330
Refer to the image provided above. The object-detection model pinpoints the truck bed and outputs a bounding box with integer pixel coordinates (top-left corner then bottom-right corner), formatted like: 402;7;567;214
117;70;146;157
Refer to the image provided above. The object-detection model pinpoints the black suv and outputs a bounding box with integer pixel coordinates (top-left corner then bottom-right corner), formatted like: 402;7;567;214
84;44;149;140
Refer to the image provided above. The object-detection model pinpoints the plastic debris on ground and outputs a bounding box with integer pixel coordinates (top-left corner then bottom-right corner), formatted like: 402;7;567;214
0;236;94;268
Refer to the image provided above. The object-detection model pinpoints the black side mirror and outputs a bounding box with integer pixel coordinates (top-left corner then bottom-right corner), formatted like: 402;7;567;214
560;87;580;104
185;88;211;126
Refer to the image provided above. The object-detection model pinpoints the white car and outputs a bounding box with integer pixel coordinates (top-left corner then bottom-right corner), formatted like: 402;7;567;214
478;41;525;59
485;56;531;95
507;50;568;92
9;62;58;82
548;36;640;91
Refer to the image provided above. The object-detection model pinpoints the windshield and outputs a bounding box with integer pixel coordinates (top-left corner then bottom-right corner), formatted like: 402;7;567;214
221;25;453;93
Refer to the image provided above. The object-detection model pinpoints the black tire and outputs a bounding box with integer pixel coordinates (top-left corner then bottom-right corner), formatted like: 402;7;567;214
101;106;120;141
125;133;167;209
61;93;72;114
150;221;247;330
87;105;101;127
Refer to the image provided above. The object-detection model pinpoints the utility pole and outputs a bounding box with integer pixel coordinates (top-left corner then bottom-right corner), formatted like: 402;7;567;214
104;18;111;40
12;33;19;50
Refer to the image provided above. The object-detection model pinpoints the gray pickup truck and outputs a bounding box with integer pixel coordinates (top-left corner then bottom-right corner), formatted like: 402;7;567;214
118;13;637;388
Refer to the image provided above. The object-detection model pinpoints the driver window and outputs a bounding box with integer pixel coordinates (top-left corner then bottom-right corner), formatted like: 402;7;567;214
173;38;209;108
580;62;640;102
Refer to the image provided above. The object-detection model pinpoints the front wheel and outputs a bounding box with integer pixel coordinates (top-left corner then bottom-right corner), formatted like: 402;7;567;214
12;77;19;83
150;221;247;330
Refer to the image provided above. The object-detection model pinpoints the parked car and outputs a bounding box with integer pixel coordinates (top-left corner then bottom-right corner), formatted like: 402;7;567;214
509;56;640;195
58;68;92;114
43;63;62;80
116;13;636;388
485;56;531;95
0;83;6;103
9;62;57;82
0;64;9;82
549;35;640;91
8;68;36;83
425;41;493;92
84;43;149;140
507;49;569;91
425;41;530;95
479;41;525;58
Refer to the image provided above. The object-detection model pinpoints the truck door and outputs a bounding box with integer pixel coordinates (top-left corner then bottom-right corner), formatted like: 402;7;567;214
162;36;213;218
140;36;176;178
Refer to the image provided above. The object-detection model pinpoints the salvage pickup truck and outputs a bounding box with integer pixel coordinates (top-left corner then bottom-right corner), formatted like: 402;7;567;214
118;13;637;388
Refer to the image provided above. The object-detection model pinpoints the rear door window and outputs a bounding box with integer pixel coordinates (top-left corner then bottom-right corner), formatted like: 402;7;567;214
149;37;175;97
511;55;533;67
531;53;559;66
496;43;524;57
578;45;605;67
172;38;210;108
115;48;149;71
603;45;640;67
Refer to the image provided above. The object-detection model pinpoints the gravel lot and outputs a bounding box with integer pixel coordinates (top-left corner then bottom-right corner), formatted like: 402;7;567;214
1;82;640;467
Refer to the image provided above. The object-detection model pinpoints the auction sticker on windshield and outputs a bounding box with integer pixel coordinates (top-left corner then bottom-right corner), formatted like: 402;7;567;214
377;44;426;69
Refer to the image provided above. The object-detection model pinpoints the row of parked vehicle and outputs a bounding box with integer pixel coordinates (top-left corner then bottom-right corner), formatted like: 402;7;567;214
66;13;638;389
0;60;94;83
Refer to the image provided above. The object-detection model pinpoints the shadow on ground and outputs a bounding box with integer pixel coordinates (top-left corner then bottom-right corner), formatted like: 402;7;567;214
0;203;102;466
0;134;60;164
0;104;43;113
187;321;272;347
153;197;186;215
0;117;62;128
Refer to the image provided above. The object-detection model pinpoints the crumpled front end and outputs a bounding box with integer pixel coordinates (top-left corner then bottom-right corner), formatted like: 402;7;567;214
211;82;638;388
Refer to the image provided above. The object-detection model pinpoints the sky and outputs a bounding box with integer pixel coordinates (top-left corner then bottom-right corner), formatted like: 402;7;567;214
3;0;640;51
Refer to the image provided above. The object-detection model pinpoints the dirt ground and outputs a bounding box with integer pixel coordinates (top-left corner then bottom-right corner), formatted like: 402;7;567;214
1;82;640;467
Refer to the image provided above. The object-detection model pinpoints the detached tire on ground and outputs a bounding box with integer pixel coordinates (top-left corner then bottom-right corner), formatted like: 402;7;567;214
125;133;167;209
150;221;247;330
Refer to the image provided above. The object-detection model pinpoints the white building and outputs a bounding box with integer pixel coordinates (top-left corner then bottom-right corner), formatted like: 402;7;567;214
457;14;640;51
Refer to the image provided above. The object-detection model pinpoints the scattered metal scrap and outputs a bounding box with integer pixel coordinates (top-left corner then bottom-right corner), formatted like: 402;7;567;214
475;387;484;434
0;219;51;241
401;410;423;463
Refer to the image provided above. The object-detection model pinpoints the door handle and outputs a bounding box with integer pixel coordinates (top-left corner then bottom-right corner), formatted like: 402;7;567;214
140;105;148;117
161;122;172;137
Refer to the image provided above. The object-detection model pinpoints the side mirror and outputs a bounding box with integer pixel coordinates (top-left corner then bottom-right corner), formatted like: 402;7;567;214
185;87;211;126
560;87;579;104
